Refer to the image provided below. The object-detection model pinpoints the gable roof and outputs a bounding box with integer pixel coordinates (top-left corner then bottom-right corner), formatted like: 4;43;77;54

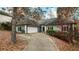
52;19;75;25
38;18;57;25
16;16;39;26
38;18;77;26
16;15;78;27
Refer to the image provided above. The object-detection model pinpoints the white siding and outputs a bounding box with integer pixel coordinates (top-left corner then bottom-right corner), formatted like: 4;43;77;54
28;27;38;33
25;25;27;33
16;26;38;33
44;26;47;32
16;26;18;32
53;26;61;31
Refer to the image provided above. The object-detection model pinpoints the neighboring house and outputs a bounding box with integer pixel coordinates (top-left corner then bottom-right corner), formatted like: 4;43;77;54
0;14;11;31
0;14;11;23
0;14;12;28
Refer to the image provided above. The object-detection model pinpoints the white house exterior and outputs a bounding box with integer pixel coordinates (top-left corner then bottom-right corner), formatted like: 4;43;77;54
16;16;40;33
16;25;38;33
0;14;61;33
16;17;61;33
28;26;38;33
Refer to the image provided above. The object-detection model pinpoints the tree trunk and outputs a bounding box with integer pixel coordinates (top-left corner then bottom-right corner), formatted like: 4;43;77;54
11;18;16;43
69;24;75;44
11;8;17;44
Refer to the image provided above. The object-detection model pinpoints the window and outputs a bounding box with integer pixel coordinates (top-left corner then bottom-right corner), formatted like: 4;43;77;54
18;26;21;31
62;25;68;32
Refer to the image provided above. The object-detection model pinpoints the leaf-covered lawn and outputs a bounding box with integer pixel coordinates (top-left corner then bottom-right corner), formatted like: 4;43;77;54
0;30;27;51
52;36;79;51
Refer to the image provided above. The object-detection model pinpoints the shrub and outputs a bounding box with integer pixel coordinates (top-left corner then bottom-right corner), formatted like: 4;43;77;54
46;29;57;36
53;31;69;42
75;32;79;41
47;29;69;42
0;22;11;31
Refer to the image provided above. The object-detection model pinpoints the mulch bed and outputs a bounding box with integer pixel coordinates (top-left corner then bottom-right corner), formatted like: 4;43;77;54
0;30;28;51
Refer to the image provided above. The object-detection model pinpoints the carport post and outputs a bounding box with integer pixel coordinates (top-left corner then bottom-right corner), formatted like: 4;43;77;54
25;25;27;33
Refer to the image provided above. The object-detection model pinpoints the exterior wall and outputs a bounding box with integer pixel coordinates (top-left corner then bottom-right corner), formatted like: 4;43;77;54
53;25;62;31
28;26;38;33
25;25;28;33
41;25;45;32
42;25;62;32
44;26;47;32
16;26;19;32
16;25;38;33
38;26;41;32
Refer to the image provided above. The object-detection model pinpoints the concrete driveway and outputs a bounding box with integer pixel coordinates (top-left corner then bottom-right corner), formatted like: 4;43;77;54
18;33;59;51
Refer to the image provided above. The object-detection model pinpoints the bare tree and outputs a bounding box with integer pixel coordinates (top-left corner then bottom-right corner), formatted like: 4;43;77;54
57;7;78;43
23;7;44;21
11;7;44;43
11;7;18;43
57;7;77;20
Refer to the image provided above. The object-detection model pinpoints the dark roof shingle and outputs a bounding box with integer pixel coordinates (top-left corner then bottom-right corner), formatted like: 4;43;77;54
16;16;38;26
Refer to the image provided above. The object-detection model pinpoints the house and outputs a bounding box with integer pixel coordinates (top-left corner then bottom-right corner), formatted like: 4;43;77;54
51;19;77;32
0;14;60;33
0;14;11;23
16;17;61;33
39;18;78;32
0;14;76;33
0;14;12;28
16;16;39;33
0;13;78;33
38;18;62;32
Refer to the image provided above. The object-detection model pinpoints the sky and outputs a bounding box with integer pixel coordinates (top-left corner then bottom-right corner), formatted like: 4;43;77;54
41;7;57;19
0;7;57;19
1;7;79;19
73;8;79;20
